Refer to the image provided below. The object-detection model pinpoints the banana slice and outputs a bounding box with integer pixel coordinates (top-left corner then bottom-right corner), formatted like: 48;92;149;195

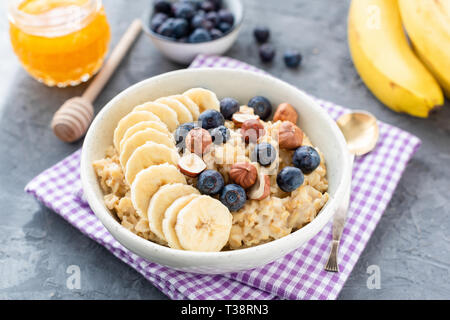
183;88;220;113
162;194;200;250
134;102;179;132
119;121;171;151
131;164;187;217
125;141;180;185
175;195;232;252
169;94;200;120
113;111;162;150
155;97;193;124
120;128;175;167
148;184;199;241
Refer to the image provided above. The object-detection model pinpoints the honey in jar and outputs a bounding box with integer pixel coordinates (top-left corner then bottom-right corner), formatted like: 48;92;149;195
8;0;111;87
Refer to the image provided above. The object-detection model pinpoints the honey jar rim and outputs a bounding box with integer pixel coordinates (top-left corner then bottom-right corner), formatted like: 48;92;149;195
8;0;103;36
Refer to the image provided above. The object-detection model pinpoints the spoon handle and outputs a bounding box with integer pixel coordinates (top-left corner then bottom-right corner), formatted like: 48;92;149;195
325;153;354;272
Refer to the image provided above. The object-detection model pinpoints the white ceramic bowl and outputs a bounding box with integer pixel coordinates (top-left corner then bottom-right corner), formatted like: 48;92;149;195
81;68;351;274
142;0;244;65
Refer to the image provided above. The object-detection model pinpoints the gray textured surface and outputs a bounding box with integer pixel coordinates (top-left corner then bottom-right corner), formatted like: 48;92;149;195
0;0;449;300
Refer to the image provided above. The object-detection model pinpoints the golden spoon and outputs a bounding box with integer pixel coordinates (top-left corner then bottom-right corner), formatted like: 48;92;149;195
325;110;379;272
336;110;379;156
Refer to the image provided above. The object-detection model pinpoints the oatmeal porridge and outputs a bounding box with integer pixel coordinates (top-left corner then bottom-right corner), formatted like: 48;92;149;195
93;88;329;252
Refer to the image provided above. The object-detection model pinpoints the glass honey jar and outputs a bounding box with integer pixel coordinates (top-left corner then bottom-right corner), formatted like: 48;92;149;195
8;0;111;87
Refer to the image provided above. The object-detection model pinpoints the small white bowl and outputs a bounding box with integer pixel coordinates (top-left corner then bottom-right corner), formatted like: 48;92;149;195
81;68;351;274
142;0;244;65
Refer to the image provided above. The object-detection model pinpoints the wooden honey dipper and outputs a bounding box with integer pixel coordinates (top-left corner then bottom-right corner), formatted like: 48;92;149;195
51;19;142;143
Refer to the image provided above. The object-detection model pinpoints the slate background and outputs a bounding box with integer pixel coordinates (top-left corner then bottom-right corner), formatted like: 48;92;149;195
0;0;449;299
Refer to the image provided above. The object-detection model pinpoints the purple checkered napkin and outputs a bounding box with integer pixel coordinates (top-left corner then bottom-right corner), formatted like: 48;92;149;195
25;55;421;300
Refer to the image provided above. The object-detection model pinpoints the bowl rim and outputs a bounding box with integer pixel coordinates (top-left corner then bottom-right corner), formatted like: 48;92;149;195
141;0;245;45
81;68;351;260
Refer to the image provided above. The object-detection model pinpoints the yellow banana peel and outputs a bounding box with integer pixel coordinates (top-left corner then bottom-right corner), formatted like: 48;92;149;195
348;0;444;118
398;0;450;99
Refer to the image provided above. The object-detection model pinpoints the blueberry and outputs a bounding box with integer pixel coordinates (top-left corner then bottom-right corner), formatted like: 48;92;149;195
220;97;239;120
157;18;176;38
174;122;198;150
218;9;234;25
284;50;302;68
292;146;321;174
210;28;223;39
218;22;232;33
181;0;200;10
189;28;212;43
220;184;247;212
276;166;304;192
172;18;189;38
154;0;172;15
201;0;215;12
191;14;205;29
197;170;224;195
170;2;179;15
198;109;225;129
254;26;270;43
259;43;276;63
200;19;214;30
174;2;195;20
252;142;277;166
150;13;168;32
210;125;230;145
196;9;206;16
211;0;223;10
248;96;272;120
205;11;220;26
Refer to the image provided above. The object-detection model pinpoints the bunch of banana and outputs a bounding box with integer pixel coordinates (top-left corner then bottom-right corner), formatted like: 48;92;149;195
348;0;449;118
110;88;232;252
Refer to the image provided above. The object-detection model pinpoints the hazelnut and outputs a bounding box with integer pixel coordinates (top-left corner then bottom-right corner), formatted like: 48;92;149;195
178;153;206;177
185;128;212;155
273;103;298;124
239;105;255;115
240;119;265;143
232;112;260;128
248;173;270;200
278;121;303;149
230;162;258;189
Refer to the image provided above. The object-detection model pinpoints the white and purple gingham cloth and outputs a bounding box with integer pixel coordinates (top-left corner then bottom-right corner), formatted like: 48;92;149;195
25;55;421;300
